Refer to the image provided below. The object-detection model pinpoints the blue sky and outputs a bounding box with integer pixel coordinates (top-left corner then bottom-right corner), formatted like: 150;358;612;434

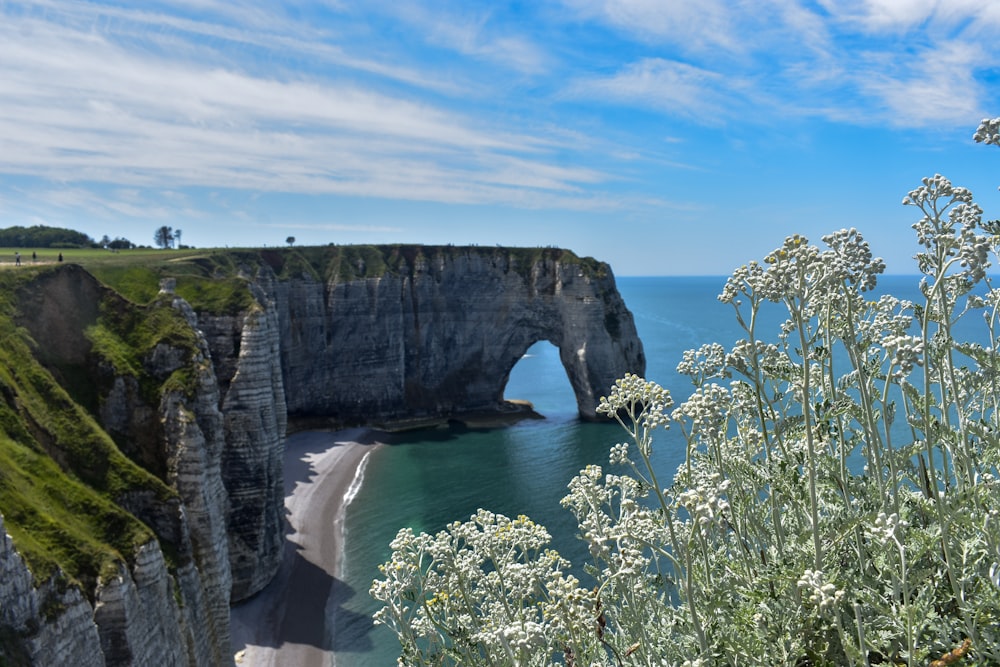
2;1;1000;275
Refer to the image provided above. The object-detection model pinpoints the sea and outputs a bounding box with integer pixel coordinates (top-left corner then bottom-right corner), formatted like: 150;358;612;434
327;274;926;665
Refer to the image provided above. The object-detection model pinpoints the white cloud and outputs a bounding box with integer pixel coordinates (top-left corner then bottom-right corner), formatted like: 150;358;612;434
558;0;1000;130
568;58;730;121
857;40;988;127
388;2;550;75
2;0;998;241
559;0;738;52
821;0;1000;34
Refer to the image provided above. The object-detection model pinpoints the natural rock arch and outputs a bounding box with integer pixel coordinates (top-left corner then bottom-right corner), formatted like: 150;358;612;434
254;246;646;424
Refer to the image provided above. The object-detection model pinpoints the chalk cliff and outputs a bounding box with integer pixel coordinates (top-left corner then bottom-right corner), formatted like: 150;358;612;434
264;246;645;423
0;266;235;666
0;245;644;663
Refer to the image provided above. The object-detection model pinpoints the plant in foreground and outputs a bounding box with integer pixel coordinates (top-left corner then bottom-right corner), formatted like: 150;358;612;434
372;122;1000;666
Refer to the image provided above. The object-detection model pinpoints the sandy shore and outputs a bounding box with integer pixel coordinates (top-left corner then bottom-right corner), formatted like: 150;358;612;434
230;428;382;667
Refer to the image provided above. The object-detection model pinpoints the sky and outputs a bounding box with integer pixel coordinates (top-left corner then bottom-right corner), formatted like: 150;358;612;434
2;1;1000;276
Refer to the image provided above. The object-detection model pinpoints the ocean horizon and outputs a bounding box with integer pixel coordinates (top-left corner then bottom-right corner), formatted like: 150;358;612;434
329;274;928;665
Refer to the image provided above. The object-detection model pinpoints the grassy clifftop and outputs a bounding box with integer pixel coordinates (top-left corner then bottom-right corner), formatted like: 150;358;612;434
40;244;608;313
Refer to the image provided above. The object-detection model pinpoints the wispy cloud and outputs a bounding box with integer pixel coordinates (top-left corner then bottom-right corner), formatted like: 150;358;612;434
856;40;989;126
821;0;1000;35
566;58;732;121
1;0;999;261
385;1;550;75
0;1;617;212
559;0;738;52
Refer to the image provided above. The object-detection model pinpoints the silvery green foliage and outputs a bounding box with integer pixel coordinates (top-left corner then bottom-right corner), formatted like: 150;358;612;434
373;172;1000;665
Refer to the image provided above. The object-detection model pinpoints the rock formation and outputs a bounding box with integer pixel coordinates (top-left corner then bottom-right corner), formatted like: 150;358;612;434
264;246;645;423
0;245;644;664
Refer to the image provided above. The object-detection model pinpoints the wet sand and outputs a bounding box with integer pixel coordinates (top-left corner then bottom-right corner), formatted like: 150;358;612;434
230;429;381;667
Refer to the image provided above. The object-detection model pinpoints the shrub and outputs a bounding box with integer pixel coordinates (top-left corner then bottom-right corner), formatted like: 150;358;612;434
371;122;1000;666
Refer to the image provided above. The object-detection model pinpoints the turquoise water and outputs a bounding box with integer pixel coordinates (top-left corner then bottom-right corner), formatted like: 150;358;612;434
330;275;925;665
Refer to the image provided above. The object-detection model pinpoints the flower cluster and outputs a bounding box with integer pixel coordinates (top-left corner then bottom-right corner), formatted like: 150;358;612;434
598;373;673;431
718;260;765;305
676;343;728;384
673;383;731;441
676;472;731;531
881;333;924;380
820;227;885;292
797;569;844;613
869;511;909;546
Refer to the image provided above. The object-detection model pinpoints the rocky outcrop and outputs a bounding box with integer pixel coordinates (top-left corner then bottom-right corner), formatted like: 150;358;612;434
265;246;645;422
158;295;234;661
93;544;185;666
204;300;287;601
0;514;106;667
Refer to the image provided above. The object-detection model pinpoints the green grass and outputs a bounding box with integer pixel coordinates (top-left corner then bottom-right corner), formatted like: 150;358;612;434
0;433;155;588
0;246;182;265
0;322;171;596
174;276;256;315
0;244;610;292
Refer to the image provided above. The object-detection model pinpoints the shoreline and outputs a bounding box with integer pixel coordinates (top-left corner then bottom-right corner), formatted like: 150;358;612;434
230;428;382;667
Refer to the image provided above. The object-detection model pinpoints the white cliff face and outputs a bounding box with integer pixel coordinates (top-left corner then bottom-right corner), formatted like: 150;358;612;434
159;387;233;662
94;543;186;666
0;513;106;667
199;288;287;601
160;292;235;661
0;274;237;667
194;248;644;600
267;248;645;422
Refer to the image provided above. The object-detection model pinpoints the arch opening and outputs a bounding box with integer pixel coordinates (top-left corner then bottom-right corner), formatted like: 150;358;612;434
502;340;579;419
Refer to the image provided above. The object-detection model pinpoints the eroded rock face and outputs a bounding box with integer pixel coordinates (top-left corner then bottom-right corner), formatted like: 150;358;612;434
211;305;287;601
94;544;185;667
0;513;105;667
2;270;236;666
266;248;645;422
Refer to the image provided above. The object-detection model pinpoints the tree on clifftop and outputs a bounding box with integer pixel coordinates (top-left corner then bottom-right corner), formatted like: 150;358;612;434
154;225;174;249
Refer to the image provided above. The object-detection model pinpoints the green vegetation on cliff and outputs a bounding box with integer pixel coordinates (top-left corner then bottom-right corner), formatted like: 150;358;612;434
0;267;186;597
256;243;609;284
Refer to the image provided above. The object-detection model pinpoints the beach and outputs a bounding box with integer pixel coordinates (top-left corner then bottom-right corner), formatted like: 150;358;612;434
230;428;380;667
